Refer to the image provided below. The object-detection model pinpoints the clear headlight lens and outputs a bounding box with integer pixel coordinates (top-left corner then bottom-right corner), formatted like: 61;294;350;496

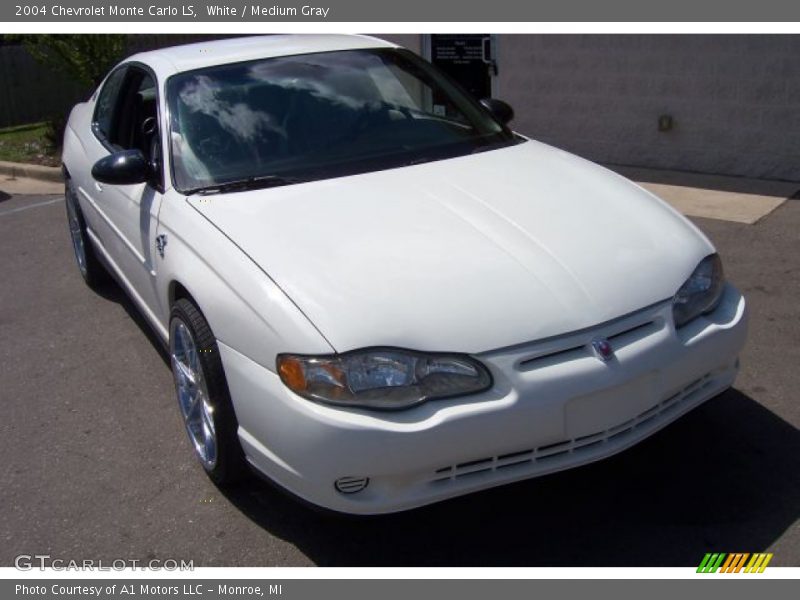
672;253;725;328
277;348;492;410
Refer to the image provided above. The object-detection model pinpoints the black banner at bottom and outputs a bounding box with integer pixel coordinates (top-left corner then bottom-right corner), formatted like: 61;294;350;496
3;579;797;600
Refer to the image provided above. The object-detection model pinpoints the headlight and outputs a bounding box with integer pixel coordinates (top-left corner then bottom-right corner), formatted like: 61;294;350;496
672;254;725;328
277;348;492;410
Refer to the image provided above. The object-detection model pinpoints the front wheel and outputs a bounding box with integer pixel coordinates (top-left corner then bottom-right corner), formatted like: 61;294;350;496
169;298;248;485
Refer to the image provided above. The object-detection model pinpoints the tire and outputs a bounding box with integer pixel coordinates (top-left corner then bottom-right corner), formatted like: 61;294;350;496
169;298;249;485
65;177;108;288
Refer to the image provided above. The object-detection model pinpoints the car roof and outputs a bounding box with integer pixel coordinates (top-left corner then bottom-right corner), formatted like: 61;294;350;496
126;34;399;78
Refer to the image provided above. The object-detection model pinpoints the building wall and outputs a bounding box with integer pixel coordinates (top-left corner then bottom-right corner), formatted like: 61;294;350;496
496;34;800;181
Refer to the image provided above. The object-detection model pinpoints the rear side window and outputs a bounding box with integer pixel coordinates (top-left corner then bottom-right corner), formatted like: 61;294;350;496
93;67;127;141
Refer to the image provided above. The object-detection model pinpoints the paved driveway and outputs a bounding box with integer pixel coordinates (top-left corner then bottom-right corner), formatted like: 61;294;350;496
1;191;798;566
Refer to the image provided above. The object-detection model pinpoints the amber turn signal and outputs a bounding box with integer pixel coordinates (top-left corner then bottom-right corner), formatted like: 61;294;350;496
277;356;307;392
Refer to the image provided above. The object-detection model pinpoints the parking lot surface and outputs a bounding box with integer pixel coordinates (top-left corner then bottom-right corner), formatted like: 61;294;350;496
1;189;798;566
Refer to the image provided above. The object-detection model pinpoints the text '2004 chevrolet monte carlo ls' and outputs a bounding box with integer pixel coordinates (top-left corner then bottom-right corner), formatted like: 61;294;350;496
62;34;748;514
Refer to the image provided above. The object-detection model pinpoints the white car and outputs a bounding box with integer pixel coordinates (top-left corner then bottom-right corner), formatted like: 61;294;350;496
62;34;748;514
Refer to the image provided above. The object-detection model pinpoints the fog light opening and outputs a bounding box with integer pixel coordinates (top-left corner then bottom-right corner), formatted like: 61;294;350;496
335;476;369;494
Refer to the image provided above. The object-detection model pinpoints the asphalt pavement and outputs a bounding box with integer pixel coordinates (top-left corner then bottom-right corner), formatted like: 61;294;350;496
1;189;798;567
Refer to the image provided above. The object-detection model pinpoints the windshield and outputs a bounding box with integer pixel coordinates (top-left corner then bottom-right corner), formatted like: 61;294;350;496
166;48;518;193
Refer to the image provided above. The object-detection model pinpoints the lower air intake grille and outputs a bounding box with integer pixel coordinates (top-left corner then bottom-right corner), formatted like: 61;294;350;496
432;373;713;483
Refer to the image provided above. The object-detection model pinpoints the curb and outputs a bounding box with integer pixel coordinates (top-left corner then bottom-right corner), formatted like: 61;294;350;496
0;160;63;183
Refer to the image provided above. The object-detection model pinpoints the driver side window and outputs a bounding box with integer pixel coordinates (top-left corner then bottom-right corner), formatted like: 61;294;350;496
93;67;127;143
93;66;162;188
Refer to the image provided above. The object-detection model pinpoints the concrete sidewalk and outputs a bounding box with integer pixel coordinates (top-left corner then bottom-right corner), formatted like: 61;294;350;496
1;159;798;225
639;182;787;225
612;165;799;225
0;160;63;195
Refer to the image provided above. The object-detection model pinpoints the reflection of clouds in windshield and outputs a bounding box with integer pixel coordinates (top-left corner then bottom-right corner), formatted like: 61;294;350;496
248;61;373;111
179;75;285;141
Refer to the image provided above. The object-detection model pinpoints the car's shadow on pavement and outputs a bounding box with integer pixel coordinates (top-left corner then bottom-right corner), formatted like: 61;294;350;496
92;279;170;366
219;387;800;566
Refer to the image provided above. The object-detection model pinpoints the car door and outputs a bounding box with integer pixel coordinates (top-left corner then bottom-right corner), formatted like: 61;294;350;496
74;65;127;246
84;64;165;324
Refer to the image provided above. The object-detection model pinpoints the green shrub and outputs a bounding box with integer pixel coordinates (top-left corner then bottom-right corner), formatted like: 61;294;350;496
5;34;126;87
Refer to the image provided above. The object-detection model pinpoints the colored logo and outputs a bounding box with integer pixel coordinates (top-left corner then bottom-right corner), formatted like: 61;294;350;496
591;338;614;362
697;552;774;573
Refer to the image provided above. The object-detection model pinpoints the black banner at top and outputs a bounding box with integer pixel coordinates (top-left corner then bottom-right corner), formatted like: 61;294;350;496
3;0;800;22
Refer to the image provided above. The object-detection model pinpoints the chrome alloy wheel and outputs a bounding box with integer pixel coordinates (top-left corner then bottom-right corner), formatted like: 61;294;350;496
170;319;218;470
66;193;87;277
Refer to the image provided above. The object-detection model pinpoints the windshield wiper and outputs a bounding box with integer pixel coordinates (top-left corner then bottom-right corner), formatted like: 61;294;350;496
185;174;304;196
469;137;516;155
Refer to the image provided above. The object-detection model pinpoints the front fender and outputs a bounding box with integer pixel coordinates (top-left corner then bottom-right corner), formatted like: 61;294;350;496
155;191;333;372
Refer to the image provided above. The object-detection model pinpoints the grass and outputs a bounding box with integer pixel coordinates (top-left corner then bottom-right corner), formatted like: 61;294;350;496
0;122;60;167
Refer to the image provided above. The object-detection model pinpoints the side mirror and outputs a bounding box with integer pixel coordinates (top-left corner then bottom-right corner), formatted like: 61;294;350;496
480;98;514;125
91;149;149;186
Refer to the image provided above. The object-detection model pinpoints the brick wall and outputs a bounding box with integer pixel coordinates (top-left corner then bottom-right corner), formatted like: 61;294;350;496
496;34;800;181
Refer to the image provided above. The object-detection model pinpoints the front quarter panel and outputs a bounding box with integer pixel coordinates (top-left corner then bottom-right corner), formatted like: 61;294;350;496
62;103;90;176
155;189;334;371
62;102;94;204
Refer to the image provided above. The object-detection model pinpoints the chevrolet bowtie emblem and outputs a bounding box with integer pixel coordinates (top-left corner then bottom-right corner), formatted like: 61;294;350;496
591;338;614;362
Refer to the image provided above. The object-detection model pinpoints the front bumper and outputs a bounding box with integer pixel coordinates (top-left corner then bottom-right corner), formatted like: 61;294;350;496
220;283;747;514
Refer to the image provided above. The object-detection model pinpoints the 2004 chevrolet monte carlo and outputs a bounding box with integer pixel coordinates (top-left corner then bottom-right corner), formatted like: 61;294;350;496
62;34;748;514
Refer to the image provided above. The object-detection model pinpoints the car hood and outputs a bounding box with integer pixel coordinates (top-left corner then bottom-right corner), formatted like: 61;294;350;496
188;140;714;353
